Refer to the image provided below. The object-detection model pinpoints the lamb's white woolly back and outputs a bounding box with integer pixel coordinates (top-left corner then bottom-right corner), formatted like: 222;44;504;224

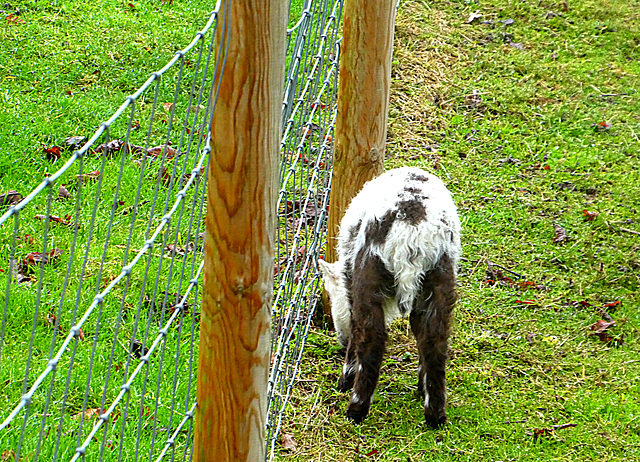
337;167;461;316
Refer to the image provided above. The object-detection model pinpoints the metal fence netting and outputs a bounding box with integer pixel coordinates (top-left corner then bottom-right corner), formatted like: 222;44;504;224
0;0;342;460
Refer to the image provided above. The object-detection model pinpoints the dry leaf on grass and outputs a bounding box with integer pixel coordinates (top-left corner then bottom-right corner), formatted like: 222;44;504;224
6;14;25;24
0;191;23;206
71;408;100;421
552;224;568;243
34;214;73;227
43;145;62;161
146;145;180;159
281;433;297;451
58;185;72;200
590;319;617;343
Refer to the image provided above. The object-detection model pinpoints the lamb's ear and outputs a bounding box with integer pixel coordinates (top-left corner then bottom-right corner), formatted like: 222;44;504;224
318;259;338;283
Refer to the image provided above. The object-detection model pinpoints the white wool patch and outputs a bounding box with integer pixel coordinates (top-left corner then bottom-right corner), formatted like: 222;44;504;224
331;167;461;325
423;375;429;407
382;297;402;326
319;259;351;346
343;362;357;376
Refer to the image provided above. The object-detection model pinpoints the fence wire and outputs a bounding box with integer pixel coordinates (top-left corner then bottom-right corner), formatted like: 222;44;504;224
0;0;341;460
267;0;342;458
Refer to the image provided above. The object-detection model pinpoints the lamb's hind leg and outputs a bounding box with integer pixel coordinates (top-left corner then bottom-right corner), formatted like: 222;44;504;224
344;255;393;423
410;254;457;429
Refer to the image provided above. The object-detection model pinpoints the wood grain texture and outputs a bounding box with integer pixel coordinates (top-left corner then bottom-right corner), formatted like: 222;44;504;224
193;1;286;460
324;0;397;315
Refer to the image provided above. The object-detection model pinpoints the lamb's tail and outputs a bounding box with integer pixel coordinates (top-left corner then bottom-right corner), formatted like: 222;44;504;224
380;222;459;314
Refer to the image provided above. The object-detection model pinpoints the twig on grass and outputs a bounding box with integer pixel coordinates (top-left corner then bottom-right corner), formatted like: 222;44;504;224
604;220;640;237
533;423;577;442
486;259;525;279
619;227;640;236
461;257;525;280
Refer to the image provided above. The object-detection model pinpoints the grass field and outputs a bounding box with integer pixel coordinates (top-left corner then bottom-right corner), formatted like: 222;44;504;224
0;1;224;460
275;0;640;460
1;0;639;460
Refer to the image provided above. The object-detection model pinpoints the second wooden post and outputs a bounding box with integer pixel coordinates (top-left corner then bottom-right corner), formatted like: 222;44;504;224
324;0;397;316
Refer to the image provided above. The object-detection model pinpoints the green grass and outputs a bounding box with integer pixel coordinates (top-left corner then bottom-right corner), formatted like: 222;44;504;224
0;0;219;459
1;0;219;191
2;0;639;460
276;0;640;460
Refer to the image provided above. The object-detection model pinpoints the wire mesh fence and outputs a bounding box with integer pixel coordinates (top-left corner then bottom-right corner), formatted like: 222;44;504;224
267;0;342;457
0;0;341;460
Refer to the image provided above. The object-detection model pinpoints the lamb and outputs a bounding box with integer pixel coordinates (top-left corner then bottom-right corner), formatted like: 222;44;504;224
319;166;461;427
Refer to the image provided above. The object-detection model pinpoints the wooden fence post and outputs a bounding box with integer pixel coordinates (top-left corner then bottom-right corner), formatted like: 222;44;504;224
323;0;397;316
193;0;287;460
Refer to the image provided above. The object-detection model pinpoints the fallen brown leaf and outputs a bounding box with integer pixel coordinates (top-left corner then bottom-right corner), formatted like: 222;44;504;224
591;319;616;333
34;214;72;227
93;139;133;155
552;224;568;243
43;145;62;161
1;450;17;461
0;191;23;206
22;248;63;267
58;185;72;200
147;145;180;159
77;170;102;184
590;319;617;343
281;433;297;451
18;248;64;281
6;13;25;24
71;408;100;421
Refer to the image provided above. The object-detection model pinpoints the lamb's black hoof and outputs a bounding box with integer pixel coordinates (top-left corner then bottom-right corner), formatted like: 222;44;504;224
345;400;370;424
424;410;447;429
